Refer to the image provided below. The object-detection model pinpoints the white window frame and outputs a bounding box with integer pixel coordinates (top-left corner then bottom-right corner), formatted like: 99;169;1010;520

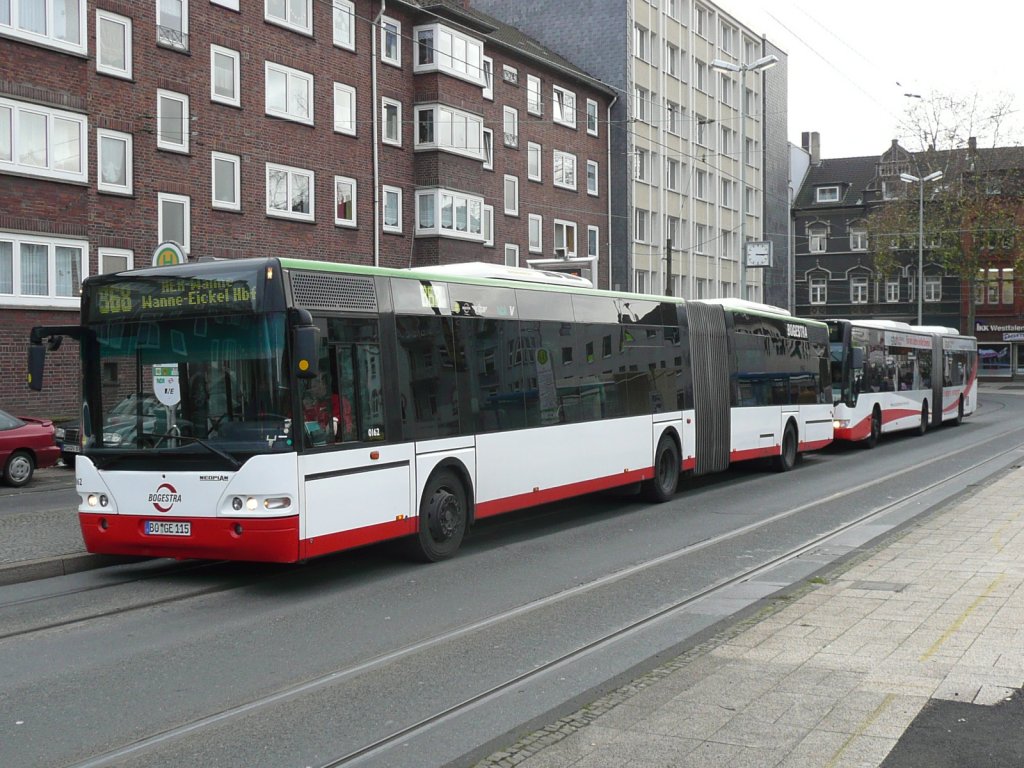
808;226;827;253
695;169;708;200
503;106;518;148
850;276;869;304
480;56;493;100
665;157;679;192
552;85;576;129
415;187;485;241
482;128;493;170
885;279;900;303
96;10;132;79
527;142;542;182
157;0;189;51
554;219;576;258
381;16;401;67
809;277;827;305
382;98;402;146
528;213;543;253
483;204;494;247
527;75;542;116
586;160;599;196
0;97;88;184
210;44;241;107
0;232;88;308
586;99;598;136
98;247;134;274
924;274;942;302
635;148;648;182
211;151;240;211
333;175;357;227
553;149;577;191
412;23;485;86
332;0;355;51
0;0;87;54
96;128;132;195
504;243;519;268
265;162;314;222
587;225;599;259
157;90;189;153
333;82;356;135
265;62;314;125
158;192;191;251
503;174;519;216
264;0;311;36
413;103;484;160
634;87;648;123
850;226;868;251
382;185;402;233
816;186;840;203
634;209;647;243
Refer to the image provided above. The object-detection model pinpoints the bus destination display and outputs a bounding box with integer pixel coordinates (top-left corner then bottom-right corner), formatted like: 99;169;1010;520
89;275;258;321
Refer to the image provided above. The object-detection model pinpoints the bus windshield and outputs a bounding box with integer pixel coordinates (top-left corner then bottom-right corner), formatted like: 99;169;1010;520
83;312;292;460
829;342;847;404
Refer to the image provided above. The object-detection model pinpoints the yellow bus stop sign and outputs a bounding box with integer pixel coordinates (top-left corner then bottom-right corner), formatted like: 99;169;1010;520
153;242;186;267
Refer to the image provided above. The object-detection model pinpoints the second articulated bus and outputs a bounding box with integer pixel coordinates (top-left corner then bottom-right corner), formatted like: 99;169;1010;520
29;258;833;563
827;319;978;448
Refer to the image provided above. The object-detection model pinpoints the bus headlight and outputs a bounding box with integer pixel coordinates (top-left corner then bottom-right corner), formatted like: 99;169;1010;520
231;497;243;511
833;419;849;429
245;497;258;511
264;497;292;510
88;494;99;507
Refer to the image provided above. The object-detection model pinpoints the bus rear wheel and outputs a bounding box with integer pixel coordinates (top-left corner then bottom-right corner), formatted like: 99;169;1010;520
410;469;468;562
916;403;929;436
953;397;964;426
642;434;680;503
861;409;881;449
774;423;798;472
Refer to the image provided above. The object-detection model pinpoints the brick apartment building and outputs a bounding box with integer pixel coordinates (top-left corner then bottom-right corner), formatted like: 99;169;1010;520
0;0;614;418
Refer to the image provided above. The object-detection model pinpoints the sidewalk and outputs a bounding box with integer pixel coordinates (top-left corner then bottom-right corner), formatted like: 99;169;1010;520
473;464;1024;768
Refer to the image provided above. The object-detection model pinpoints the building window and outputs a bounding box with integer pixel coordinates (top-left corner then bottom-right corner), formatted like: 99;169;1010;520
587;160;598;196
415;188;484;241
554;219;576;258
414;104;484;160
502;64;518;85
634;23;649;61
587;226;599;259
924;275;942;302
503;174;519;216
96;128;132;195
808;225;827;253
586;99;598;136
210;44;240;107
720;73;734;106
481;56;493;100
527;75;542;116
527;142;541;182
158;192;190;251
99;247;133;274
720;22;734;53
528;213;542;252
809;277;826;305
266;62;314;125
503;106;518;148
850;226;868;251
721;179;735;209
553;150;576;190
666;101;681;135
483;205;493;246
332;82;356;135
634;87;648;123
0;97;87;183
332;0;354;50
695;169;708;200
0;0;85;53
885;279;899;303
211;151;240;211
382;98;401;146
665;158;679;192
96;10;131;79
635;148;648;182
482;128;493;170
0;233;87;307
696;116;710;146
413;23;484;86
552;85;576;128
381;16;400;66
720;126;733;156
333;176;356;227
850;277;868;304
157;90;189;153
816;186;840;203
635;209;647;243
157;0;189;51
383;185;402;232
504;243;519;267
266;163;313;222
634;270;647;293
264;0;310;35
695;59;708;92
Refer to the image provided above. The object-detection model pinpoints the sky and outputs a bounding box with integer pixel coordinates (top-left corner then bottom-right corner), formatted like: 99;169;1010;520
719;0;1024;159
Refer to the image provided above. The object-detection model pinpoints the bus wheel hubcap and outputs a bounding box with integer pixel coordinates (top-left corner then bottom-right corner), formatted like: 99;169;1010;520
429;491;459;540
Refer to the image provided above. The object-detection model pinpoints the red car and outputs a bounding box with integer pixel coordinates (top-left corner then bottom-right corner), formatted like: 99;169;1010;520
0;409;60;487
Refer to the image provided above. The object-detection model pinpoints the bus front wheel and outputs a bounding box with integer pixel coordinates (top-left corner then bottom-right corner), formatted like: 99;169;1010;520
917;403;929;436
642;434;680;503
774;423;798;472
410;469;468;562
861;409;881;449
953;397;964;426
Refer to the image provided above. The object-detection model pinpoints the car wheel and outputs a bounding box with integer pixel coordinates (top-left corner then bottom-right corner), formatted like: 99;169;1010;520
4;450;34;487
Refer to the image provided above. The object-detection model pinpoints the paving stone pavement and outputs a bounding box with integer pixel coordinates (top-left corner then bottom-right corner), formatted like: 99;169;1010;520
473;462;1024;768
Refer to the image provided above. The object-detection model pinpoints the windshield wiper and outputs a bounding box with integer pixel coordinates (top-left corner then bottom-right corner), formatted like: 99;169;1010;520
141;432;243;469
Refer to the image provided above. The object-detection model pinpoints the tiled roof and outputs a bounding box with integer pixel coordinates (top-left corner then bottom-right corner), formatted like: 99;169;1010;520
794;156;878;209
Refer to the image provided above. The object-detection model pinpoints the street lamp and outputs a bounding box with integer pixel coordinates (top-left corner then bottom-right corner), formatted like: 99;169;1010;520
899;170;943;324
711;54;778;301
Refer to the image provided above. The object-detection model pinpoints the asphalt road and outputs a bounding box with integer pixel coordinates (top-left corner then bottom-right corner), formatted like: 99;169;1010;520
1;393;1022;768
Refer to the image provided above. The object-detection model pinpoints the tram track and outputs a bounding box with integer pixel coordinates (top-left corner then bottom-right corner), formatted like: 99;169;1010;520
60;418;1024;768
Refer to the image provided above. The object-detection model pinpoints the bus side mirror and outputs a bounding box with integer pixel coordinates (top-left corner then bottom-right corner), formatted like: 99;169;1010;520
27;344;45;391
292;324;319;380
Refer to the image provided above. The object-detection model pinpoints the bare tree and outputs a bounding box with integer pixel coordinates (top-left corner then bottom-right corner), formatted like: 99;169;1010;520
898;90;1021;151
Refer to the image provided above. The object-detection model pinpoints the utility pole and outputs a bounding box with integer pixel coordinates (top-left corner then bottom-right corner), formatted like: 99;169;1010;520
665;237;673;296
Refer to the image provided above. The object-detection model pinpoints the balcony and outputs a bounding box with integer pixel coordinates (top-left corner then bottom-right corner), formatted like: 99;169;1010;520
157;25;189;52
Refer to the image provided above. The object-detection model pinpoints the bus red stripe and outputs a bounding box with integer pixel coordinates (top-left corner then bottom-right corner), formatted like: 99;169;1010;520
475;468;652;518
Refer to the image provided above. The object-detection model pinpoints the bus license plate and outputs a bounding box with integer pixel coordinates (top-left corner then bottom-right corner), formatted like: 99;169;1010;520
145;520;191;536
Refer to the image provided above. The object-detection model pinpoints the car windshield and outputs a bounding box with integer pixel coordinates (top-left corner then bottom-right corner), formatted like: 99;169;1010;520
83;312;292;461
